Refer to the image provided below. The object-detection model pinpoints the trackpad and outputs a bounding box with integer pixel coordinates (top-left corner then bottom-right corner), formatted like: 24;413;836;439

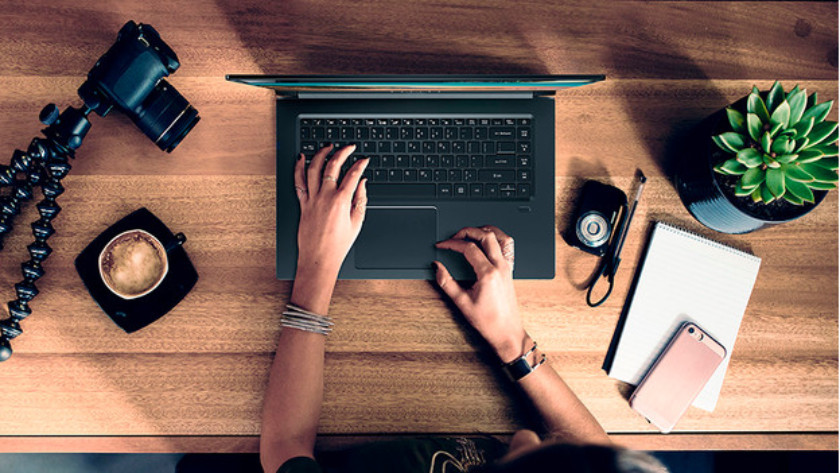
355;207;437;269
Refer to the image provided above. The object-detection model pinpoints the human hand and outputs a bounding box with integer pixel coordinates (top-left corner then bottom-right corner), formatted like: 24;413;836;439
294;144;369;282
434;225;530;363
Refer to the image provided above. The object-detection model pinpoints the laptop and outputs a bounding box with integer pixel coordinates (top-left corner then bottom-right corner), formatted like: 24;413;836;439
225;75;604;280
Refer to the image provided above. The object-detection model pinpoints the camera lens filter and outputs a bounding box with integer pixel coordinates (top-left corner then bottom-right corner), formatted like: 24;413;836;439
577;211;610;248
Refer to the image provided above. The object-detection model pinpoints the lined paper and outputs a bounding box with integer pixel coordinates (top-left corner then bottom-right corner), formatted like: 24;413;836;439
608;222;761;411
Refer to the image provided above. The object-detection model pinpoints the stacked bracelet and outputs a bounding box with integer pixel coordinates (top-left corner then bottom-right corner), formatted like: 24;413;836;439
281;303;334;335
500;340;547;382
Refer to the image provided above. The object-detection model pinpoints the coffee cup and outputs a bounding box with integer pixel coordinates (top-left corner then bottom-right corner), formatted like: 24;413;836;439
98;229;186;299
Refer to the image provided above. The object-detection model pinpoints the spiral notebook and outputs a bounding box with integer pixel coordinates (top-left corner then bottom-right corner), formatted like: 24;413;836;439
606;222;761;412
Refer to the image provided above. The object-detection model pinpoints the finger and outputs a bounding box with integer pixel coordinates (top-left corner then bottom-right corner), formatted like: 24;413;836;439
307;144;333;193
293;153;308;203
321;144;356;193
482;225;515;269
435;239;494;276
451;227;504;266
351;178;368;226
340;157;370;198
433;261;470;306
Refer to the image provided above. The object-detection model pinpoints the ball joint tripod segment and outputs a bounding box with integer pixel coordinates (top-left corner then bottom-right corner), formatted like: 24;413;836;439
0;21;199;362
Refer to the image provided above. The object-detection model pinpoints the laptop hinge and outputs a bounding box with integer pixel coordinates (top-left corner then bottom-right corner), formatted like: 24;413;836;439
279;91;539;100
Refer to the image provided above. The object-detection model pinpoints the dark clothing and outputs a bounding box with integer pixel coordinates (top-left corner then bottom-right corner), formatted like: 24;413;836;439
277;437;507;473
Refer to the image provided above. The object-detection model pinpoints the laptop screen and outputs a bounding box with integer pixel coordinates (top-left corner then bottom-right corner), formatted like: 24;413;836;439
225;74;604;91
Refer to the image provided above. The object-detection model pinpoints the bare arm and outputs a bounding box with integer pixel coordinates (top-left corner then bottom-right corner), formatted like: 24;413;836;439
260;144;368;473
435;226;609;445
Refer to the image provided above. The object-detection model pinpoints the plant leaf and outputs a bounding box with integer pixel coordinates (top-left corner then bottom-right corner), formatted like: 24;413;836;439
782;191;805;205
798;148;825;163
760;183;776;203
786;85;801;101
800;100;833;125
720;158;748;175
813;144;839;157
763;154;781;168
736;148;763;167
714;132;747;153
766;81;785;112
800;162;839;183
769;122;784;139
750;186;762;202
748;92;771;124
808;180;838;190
741;167;766;188
781;163;814;182
793;117;815;139
775;154;799;164
765;167;786;197
805;121;839;148
770;99;791;129
746;113;762;141
734;181;754;196
813;156;839;170
794;138;810;153
788;89;808;125
771;137;789;155
761;132;772;154
784;176;815;204
726;107;747;134
807;92;818;108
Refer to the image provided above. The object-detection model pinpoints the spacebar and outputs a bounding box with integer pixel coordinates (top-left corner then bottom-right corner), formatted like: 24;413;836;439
366;183;436;199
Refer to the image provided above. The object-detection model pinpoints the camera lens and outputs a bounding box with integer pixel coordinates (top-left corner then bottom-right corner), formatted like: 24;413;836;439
576;211;610;248
133;79;199;152
688;327;695;334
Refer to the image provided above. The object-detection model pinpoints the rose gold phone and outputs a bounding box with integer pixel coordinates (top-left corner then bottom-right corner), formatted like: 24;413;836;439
629;322;726;433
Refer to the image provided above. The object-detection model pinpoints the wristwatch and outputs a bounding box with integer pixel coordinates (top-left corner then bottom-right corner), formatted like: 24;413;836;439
500;341;547;382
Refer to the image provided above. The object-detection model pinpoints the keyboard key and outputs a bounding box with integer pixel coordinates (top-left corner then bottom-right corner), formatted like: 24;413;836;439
301;141;317;152
377;141;391;152
415;119;426;125
454;118;464;125
437;142;451;153
389;119;401;126
418;169;432;181
408;142;420;153
430;127;443;139
518;127;530;139
368;183;436;199
518;170;532;181
517;156;531;167
452;141;465;153
448;169;463;181
475;128;488;140
434;169;447;182
381;155;395;167
441;118;452;125
492;118;503;125
518;142;531;153
416;127;428;139
497;142;516;154
362;142;376;153
464;169;477;182
487;156;514;167
393;141;406;152
400;127;414;140
386;127;398;140
371;127;384;139
444;127;458;139
428;119;439;125
355;128;369;140
440;155;454;167
453;183;467;197
486;183;499;197
341;128;354;140
504;118;515;126
482;142;495;154
423;142;435;153
411;155;424;167
313;128;325;139
403;169;418;181
326;127;339;140
455;155;469;167
373;169;388;182
468;142;481;153
519;118;531;125
426;155;440;167
395;155;409;167
479;169;515;181
517;183;531;197
470;183;483;197
470;155;483;167
459;128;473;140
437;184;452;197
301;119;312;126
301;128;312;139
491;127;515;139
388;169;403;181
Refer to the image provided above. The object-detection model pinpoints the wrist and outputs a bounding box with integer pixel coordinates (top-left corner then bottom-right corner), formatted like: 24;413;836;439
492;331;531;364
292;263;340;315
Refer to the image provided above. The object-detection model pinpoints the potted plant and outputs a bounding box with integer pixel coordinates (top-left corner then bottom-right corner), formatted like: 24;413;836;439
677;81;838;234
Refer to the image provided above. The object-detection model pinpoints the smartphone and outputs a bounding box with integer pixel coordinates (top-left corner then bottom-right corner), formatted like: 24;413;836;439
629;322;726;433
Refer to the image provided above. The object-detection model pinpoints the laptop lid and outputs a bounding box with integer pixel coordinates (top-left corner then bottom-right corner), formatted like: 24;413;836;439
225;74;605;93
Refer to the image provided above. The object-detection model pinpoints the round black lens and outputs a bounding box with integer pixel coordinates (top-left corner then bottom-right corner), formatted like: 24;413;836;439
133;79;199;152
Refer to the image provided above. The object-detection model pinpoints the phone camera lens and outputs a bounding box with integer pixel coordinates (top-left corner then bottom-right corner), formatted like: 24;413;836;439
688;327;695;334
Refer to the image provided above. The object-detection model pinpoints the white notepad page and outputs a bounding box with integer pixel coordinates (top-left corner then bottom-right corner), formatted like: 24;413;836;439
608;222;761;411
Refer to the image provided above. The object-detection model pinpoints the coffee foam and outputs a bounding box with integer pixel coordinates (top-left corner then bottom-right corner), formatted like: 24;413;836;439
100;231;166;298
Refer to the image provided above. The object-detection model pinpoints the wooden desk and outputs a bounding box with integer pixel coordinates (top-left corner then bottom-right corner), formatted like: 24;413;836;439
0;0;836;453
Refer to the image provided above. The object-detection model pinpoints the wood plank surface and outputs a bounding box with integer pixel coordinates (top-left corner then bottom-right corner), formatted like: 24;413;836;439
0;0;836;453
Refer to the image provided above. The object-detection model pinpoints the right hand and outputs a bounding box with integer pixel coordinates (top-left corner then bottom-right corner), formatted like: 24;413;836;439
434;225;530;363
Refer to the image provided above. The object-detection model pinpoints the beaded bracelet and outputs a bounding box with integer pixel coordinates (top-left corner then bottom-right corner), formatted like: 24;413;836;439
281;303;334;335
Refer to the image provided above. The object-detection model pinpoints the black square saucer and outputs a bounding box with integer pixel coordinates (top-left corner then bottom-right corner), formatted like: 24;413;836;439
75;208;198;333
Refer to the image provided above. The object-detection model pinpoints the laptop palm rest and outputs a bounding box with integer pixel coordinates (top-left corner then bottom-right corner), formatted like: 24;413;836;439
355;207;437;269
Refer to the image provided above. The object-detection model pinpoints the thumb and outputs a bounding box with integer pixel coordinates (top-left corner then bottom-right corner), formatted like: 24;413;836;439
434;261;469;306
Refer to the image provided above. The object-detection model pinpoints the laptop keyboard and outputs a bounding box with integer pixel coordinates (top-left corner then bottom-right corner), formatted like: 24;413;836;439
298;116;533;200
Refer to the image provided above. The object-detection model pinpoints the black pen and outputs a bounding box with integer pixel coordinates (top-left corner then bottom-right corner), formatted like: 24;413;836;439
608;171;647;276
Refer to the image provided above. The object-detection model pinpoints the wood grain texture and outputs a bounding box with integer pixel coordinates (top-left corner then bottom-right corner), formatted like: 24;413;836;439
0;0;836;453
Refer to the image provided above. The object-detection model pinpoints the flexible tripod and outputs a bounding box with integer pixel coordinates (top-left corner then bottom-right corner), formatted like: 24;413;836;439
0;104;91;361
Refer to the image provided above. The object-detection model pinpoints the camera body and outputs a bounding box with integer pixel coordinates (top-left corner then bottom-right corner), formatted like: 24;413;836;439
565;180;627;256
78;21;199;152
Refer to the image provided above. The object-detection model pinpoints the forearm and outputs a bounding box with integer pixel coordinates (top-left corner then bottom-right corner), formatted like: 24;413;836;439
494;335;610;445
260;268;337;472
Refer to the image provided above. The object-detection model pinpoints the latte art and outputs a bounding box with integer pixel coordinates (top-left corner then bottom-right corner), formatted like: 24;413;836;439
99;230;168;299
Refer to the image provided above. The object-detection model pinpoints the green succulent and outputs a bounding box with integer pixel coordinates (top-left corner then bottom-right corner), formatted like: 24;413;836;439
712;81;838;205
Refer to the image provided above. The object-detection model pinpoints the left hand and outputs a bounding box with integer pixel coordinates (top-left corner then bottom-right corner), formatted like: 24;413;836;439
294;144;369;280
